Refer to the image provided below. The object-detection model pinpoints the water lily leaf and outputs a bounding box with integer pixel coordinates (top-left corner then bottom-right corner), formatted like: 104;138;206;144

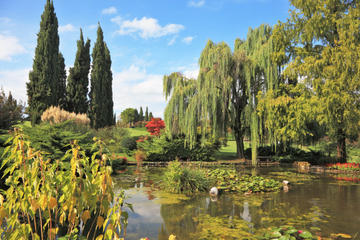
299;231;313;239
331;233;352;239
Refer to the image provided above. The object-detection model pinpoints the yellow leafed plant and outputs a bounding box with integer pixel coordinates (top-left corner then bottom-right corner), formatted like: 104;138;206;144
0;129;129;239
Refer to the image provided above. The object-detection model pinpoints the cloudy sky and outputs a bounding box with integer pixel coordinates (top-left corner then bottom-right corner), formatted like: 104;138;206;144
0;0;290;118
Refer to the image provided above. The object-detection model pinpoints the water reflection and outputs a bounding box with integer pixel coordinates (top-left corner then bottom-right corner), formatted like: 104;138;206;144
116;167;360;240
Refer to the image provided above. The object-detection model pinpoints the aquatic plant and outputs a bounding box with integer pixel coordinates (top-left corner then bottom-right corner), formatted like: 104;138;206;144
0;129;128;239
267;171;318;184
259;226;316;240
163;161;209;194
207;168;281;193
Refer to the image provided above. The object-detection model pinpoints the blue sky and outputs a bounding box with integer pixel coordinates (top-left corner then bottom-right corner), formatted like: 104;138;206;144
0;0;290;118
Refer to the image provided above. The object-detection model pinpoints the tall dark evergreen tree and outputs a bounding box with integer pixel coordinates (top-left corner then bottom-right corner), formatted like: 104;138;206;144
27;0;64;125
145;106;149;121
149;112;153;120
66;29;91;113
57;52;67;108
134;109;139;122
139;107;144;121
89;24;114;129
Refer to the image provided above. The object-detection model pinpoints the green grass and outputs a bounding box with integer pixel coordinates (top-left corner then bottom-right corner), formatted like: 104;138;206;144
215;140;250;160
126;127;149;137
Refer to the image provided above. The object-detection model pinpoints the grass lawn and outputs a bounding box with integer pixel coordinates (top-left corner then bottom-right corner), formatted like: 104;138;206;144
215;140;237;160
127;127;149;137
215;140;250;160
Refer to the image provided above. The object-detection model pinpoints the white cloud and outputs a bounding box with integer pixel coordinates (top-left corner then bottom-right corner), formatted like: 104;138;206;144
112;16;184;39
182;36;194;44
177;64;199;79
110;16;122;25
188;0;205;7
59;24;76;33
102;6;117;15
0;68;30;103
113;65;166;117
0;34;26;61
168;36;177;46
88;24;97;30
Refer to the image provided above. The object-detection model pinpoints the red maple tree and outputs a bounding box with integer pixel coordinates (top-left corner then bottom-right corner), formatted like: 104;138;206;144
145;118;165;136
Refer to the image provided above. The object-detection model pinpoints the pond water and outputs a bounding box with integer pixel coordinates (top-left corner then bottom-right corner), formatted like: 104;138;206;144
113;166;360;240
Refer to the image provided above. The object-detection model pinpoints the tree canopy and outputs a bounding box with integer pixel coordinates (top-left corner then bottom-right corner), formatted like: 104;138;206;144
89;24;114;129
66;29;91;114
27;0;66;125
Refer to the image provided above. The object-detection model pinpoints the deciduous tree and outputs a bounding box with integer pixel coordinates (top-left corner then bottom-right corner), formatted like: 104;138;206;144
282;0;360;162
145;118;165;136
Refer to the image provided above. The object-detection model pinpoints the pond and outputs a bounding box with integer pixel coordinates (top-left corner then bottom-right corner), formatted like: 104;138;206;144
113;166;360;240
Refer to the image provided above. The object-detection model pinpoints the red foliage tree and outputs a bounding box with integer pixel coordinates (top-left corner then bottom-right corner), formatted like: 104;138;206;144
145;118;165;136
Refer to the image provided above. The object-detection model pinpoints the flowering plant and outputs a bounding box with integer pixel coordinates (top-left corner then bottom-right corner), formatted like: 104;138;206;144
327;162;360;171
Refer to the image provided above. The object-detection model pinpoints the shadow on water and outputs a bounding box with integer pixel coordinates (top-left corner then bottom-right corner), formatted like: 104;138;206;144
113;166;360;240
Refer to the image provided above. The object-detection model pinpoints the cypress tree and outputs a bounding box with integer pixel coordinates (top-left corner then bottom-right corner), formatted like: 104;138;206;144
134;109;139;122
57;52;67;109
89;24;114;129
149;112;153;120
139;107;144;121
66;29;91;113
145;107;149;121
27;0;63;125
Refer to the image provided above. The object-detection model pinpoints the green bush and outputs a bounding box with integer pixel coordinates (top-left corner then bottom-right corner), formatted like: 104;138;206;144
163;161;209;194
95;126;129;153
120;136;138;154
22;121;95;160
111;156;128;171
138;135;221;162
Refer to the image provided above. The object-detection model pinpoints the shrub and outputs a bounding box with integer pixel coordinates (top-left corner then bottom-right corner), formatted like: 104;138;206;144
95;126;130;153
41;106;90;125
145;118;165;136
22;121;95;160
163;161;209;194
121;136;138;154
111;154;128;171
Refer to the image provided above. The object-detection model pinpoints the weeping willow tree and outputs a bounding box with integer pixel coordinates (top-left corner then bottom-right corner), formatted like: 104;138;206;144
164;25;280;165
163;72;197;136
236;25;281;165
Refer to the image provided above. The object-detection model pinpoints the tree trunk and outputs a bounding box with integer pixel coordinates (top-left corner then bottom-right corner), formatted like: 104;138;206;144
251;111;258;167
235;135;245;159
336;128;346;163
